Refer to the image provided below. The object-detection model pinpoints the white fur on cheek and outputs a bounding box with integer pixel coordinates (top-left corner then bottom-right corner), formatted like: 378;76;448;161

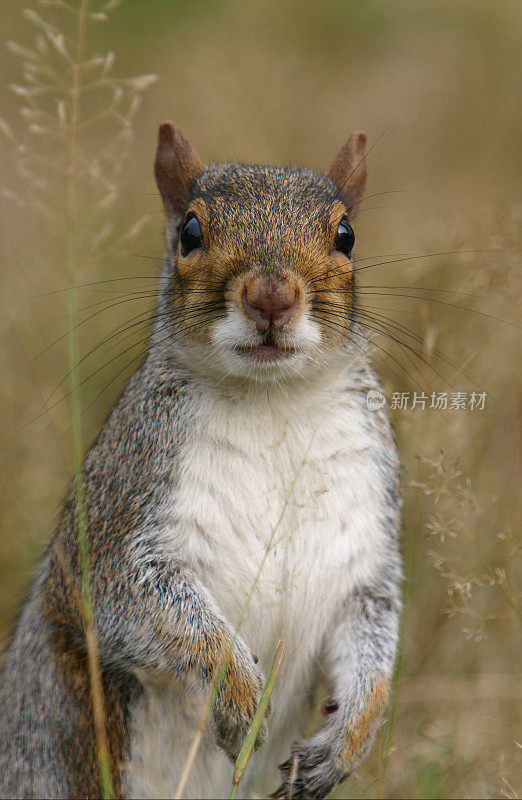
212;306;261;350
290;313;322;348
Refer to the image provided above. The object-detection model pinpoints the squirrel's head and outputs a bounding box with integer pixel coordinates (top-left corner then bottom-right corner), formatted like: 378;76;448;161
154;122;367;384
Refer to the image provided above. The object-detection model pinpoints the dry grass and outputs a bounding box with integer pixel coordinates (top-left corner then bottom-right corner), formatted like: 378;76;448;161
0;1;520;798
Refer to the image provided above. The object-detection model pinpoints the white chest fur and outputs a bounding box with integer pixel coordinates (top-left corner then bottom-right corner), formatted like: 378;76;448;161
170;377;390;655
127;373;395;798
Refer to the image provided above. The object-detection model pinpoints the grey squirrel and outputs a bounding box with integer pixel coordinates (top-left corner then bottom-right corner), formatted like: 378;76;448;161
0;123;402;799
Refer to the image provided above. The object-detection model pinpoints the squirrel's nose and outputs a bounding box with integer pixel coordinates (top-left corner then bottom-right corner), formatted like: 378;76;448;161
242;279;301;331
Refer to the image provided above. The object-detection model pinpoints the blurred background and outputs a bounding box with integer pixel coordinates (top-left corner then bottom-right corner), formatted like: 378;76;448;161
0;1;520;797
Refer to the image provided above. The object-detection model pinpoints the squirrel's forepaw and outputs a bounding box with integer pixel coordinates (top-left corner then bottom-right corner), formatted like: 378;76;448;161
270;733;348;800
213;638;269;762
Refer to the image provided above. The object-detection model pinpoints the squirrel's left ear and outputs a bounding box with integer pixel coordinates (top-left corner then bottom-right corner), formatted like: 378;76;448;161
328;131;367;213
155;122;203;220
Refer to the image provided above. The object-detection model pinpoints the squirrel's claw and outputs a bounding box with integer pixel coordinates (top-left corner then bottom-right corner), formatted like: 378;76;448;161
270;734;349;800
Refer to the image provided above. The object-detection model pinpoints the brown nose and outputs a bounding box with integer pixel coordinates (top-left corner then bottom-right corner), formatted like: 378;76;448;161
242;279;300;331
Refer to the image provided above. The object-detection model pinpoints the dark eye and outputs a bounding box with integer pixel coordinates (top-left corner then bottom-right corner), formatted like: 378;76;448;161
334;219;355;256
179;214;203;256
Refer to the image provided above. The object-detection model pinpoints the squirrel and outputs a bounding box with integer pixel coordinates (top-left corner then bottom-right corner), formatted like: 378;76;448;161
0;122;402;800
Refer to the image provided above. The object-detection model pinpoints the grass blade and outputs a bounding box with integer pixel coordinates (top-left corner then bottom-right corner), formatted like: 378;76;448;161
230;639;285;799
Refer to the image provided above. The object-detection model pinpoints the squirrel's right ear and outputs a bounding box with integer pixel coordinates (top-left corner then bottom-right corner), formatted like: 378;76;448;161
154;122;203;219
328;131;367;214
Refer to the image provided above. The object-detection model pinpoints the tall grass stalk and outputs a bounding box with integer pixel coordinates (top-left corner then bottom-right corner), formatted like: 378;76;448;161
65;1;113;795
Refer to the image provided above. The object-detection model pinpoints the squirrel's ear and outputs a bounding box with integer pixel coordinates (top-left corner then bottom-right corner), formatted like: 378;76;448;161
328;131;367;213
154;122;203;219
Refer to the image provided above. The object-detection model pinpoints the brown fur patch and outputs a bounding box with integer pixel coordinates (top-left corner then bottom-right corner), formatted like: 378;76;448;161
340;674;390;771
175;624;258;720
40;627;133;798
222;648;259;718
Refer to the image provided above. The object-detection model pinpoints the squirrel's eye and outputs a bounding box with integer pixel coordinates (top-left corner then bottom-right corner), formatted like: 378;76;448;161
180;215;203;256
335;219;355;257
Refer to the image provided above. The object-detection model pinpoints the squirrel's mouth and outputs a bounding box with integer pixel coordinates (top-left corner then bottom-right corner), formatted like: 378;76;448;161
235;341;296;363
